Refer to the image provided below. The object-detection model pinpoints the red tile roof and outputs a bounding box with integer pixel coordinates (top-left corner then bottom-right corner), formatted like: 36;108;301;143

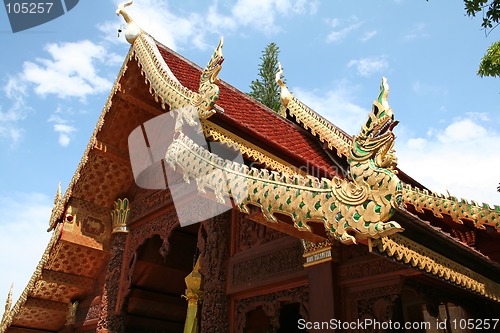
155;43;339;178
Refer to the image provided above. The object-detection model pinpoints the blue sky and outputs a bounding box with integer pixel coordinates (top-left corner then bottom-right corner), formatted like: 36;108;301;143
1;0;500;313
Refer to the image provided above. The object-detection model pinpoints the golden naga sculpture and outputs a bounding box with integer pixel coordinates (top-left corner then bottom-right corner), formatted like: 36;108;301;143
193;37;224;113
166;78;403;244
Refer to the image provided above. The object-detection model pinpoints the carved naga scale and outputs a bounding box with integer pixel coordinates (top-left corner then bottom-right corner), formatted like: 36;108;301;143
166;69;404;244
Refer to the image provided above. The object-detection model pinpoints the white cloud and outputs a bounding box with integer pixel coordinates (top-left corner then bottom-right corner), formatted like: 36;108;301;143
105;0;319;50
348;57;389;77
293;82;368;135
21;40;116;99
49;114;76;147
412;80;448;96
326;17;362;43
397;114;500;206
360;30;377;42
0;192;53;317
0;76;30;145
404;23;429;40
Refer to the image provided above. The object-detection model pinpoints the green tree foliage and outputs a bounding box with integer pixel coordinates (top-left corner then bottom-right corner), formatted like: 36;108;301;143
248;42;283;112
478;40;500;77
464;0;500;77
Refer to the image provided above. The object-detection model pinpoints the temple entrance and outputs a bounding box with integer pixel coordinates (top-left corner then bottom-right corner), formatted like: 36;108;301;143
124;224;199;332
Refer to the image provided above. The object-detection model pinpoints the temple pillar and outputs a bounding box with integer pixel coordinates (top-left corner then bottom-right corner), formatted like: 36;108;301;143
199;211;231;331
96;199;130;333
303;241;339;332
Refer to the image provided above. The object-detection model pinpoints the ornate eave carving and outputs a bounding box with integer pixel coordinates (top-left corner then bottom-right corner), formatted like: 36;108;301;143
166;78;404;244
374;234;500;302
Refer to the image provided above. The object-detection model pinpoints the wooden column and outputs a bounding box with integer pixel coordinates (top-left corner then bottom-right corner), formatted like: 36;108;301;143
303;241;339;332
96;199;130;333
199;211;231;331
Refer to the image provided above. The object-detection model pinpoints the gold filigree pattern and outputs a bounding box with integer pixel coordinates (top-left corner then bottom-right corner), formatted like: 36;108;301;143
403;184;500;230
374;234;500;301
166;79;403;244
202;121;300;175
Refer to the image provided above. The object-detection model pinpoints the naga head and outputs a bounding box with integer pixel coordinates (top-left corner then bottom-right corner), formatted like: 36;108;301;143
350;77;399;170
196;37;224;112
200;37;225;87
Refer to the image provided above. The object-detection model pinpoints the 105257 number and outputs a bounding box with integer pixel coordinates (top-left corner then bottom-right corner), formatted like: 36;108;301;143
5;2;53;14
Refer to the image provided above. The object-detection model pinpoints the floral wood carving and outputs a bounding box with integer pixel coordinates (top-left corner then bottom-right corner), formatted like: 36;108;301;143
235;285;309;333
199;212;231;332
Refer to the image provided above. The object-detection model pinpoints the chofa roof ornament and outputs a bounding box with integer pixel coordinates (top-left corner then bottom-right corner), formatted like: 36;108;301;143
116;1;141;44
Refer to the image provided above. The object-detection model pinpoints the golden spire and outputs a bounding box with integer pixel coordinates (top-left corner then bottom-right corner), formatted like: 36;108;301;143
48;182;64;231
116;1;141;44
2;284;13;322
275;62;291;115
54;182;62;205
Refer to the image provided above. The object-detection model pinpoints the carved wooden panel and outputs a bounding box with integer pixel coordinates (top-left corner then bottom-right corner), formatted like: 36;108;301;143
234;285;309;333
228;236;305;294
97;233;128;333
234;214;284;254
199;212;231;332
64;197;111;247
128;188;173;223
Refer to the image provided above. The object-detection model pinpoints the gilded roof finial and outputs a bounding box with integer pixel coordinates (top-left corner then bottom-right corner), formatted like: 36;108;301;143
2;284;13;320
54;182;62;205
275;62;291;109
116;1;141;44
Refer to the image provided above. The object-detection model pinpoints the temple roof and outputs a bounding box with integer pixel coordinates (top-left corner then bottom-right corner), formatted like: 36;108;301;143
155;43;339;178
2;7;500;331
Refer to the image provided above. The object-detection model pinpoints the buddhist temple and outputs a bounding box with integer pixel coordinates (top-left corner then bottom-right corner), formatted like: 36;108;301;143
1;2;500;332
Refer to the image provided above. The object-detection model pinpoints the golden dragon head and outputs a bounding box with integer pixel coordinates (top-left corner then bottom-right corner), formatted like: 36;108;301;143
200;37;224;87
350;77;399;170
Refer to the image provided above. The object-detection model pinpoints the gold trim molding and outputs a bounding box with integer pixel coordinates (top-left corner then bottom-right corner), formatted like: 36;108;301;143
374;234;500;301
302;240;333;267
202;121;300;176
276;64;351;157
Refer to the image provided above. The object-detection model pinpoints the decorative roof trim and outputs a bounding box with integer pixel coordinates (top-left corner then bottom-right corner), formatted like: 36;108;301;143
0;225;62;332
202;121;301;176
375;234;500;302
276;65;351;157
403;184;500;231
131;33;223;118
